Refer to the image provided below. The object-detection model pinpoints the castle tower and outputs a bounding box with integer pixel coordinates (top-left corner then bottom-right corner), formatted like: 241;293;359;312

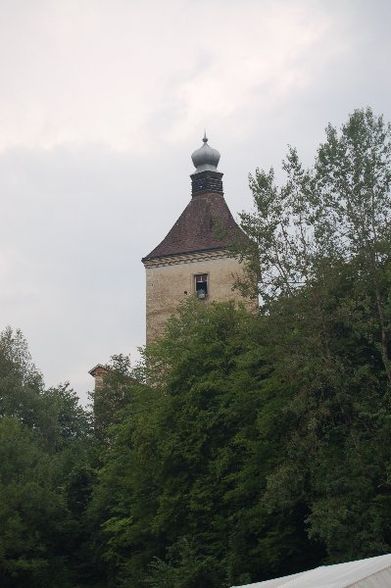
142;135;253;343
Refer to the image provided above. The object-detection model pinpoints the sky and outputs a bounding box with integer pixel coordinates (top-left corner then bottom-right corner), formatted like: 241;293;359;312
1;0;391;403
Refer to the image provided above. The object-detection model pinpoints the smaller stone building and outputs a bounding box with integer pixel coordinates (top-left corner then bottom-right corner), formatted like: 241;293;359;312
142;135;254;343
88;364;109;390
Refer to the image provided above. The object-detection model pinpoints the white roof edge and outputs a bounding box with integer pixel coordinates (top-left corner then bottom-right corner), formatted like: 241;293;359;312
232;553;391;588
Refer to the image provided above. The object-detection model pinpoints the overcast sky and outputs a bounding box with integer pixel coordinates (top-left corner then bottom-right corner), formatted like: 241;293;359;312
1;0;390;403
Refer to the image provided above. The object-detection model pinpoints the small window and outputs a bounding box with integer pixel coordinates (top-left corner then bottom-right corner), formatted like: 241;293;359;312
195;274;208;299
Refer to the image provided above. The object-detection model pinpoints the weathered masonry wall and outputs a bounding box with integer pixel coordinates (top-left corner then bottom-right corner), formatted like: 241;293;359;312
144;250;254;343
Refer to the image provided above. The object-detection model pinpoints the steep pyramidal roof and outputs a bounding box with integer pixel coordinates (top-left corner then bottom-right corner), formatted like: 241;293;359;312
142;191;244;261
142;135;246;262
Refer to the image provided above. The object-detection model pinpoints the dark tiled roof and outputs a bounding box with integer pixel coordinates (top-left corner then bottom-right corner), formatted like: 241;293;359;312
142;192;245;261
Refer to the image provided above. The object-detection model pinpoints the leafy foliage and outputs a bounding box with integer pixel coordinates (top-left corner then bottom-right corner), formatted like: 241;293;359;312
3;108;391;587
0;328;93;587
90;301;323;586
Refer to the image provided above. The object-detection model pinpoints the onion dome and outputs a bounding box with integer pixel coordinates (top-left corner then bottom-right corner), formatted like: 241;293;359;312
191;132;221;173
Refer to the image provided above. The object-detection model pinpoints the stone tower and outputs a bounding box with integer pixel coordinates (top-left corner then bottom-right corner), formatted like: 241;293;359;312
142;135;253;343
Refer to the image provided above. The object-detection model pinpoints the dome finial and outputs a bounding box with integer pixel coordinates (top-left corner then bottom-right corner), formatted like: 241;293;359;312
191;133;220;173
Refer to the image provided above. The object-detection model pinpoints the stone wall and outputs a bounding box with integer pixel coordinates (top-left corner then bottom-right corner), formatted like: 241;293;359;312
144;250;255;343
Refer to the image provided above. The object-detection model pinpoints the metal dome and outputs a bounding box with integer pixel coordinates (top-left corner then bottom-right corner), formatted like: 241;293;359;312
191;132;221;173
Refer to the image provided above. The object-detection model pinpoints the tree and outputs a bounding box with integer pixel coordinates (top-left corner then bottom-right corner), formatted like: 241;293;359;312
0;328;94;587
0;327;44;428
90;301;321;587
0;417;70;587
91;354;144;442
258;257;391;562
236;110;391;564
239;109;391;386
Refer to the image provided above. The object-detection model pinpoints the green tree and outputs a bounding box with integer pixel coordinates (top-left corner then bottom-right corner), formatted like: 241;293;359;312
0;328;94;587
240;108;391;379
92;354;143;442
259;258;391;561
0;327;44;427
237;109;391;565
91;301;321;587
0;417;70;587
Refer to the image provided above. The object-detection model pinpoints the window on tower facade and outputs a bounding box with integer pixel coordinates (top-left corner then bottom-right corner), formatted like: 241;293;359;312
195;274;208;299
